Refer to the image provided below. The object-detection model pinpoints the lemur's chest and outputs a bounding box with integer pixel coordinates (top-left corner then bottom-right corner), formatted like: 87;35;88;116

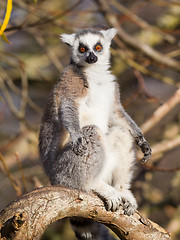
79;75;115;133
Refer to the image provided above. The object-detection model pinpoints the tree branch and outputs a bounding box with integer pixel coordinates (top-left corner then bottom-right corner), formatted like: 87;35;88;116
141;88;180;134
0;186;171;240
95;0;180;72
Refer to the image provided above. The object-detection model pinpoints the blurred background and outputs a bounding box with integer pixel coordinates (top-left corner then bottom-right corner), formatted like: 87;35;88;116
0;0;180;239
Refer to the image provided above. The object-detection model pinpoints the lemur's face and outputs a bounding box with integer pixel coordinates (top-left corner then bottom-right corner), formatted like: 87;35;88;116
60;28;117;67
75;33;103;64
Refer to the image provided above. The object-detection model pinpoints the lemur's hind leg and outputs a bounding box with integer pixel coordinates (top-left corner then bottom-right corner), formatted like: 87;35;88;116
91;181;123;212
106;126;137;215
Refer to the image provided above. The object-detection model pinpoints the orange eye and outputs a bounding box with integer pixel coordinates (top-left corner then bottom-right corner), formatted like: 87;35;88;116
80;47;86;53
96;45;101;51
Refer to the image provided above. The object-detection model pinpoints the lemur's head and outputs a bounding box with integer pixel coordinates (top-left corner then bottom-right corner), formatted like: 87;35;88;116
60;28;117;67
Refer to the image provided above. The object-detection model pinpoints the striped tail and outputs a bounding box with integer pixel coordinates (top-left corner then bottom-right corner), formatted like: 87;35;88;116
70;218;116;240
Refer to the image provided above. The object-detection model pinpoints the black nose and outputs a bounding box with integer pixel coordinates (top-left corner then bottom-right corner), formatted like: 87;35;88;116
86;52;98;64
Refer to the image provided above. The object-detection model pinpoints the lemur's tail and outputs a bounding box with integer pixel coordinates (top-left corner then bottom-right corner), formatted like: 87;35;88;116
70;218;116;240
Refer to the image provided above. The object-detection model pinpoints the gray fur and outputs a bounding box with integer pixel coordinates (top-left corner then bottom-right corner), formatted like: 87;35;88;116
39;28;151;240
49;125;104;188
70;61;89;88
75;29;104;39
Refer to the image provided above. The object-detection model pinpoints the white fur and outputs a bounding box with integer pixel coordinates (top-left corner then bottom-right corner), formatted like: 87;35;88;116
76;30;117;133
100;28;117;41
103;127;134;188
66;28;137;213
60;33;75;46
79;66;135;190
79;67;115;133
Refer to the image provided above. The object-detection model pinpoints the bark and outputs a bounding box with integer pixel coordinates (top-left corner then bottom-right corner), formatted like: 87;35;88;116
0;186;171;240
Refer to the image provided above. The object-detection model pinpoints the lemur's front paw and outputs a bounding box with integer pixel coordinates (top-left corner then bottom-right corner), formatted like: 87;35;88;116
141;141;151;162
72;134;88;156
136;136;152;162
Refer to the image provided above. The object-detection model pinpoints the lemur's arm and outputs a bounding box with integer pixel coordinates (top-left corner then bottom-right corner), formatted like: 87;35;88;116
60;99;81;141
111;84;151;162
60;99;88;155
39;88;61;173
59;65;89;155
118;103;151;162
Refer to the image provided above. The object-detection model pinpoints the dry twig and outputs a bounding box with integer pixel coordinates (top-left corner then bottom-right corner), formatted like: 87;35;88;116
141;88;180;134
0;153;21;196
110;0;175;43
142;163;180;172
6;0;85;32
137;136;180;166
95;0;180;71
15;152;27;193
151;136;180;161
32;30;63;71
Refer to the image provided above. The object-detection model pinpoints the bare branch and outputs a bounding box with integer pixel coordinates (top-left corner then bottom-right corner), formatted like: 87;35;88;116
0;186;171;240
110;0;175;43
151;136;180;161
31;30;63;72
141;88;180;134
0;152;21;196
95;0;180;71
19;68;28;131
111;45;180;88
142;163;180;172
0;77;21;119
15;152;27;193
152;0;180;7
5;0;85;32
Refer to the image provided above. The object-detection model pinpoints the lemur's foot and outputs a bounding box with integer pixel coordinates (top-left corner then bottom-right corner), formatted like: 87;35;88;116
103;191;137;215
94;187;122;212
136;136;151;162
104;191;122;212
93;185;137;215
120;190;138;216
72;125;101;156
121;198;137;216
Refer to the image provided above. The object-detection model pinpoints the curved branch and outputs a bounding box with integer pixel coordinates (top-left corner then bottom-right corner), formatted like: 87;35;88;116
0;186;171;240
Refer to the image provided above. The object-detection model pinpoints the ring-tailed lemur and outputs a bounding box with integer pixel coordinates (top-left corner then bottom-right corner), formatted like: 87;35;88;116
39;28;151;240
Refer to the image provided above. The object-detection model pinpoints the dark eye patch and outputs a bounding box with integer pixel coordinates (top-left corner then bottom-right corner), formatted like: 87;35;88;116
79;43;88;53
94;42;103;52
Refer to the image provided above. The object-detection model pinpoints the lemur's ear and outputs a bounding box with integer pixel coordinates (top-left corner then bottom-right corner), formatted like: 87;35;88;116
60;33;76;46
100;28;117;41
